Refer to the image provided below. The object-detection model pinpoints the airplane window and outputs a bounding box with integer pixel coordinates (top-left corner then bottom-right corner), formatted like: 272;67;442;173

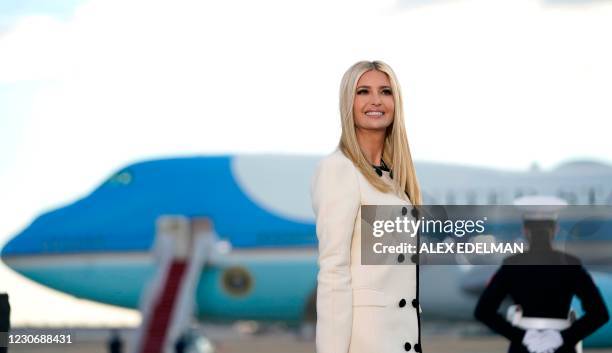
108;170;133;185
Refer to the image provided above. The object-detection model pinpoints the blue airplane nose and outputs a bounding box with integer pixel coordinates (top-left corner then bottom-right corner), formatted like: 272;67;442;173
1;209;69;258
0;236;13;260
0;195;155;258
1;232;21;258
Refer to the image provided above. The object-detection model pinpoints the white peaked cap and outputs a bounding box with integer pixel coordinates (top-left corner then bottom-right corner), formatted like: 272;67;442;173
513;196;568;221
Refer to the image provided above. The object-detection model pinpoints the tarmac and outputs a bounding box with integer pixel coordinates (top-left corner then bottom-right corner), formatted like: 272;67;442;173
6;322;612;353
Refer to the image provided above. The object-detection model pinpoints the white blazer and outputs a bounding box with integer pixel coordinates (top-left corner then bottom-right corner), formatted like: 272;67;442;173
311;149;422;353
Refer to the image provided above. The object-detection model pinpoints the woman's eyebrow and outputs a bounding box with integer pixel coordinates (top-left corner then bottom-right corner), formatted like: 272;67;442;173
356;85;392;89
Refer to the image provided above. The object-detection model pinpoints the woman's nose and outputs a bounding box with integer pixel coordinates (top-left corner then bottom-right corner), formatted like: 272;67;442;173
370;93;383;105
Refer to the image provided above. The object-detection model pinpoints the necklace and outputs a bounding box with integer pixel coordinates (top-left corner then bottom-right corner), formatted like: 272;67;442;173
372;159;393;179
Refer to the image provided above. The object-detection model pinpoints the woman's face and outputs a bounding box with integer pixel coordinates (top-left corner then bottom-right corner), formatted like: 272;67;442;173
353;69;395;132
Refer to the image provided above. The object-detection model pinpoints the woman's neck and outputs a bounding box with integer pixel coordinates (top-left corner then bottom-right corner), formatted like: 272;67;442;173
356;128;385;165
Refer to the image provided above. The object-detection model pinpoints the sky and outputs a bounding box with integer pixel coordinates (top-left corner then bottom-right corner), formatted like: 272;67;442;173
1;0;611;326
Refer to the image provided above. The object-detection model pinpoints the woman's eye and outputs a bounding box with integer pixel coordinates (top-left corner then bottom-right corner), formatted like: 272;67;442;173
356;89;368;95
382;89;392;95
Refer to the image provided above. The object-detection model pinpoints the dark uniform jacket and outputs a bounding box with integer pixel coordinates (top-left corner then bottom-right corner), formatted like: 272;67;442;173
474;250;609;353
0;293;9;353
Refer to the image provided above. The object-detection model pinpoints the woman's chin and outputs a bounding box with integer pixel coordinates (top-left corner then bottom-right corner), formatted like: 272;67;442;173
357;124;392;132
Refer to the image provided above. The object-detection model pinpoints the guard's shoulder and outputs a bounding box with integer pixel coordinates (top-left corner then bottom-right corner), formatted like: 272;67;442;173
553;251;582;265
501;253;525;265
501;251;582;266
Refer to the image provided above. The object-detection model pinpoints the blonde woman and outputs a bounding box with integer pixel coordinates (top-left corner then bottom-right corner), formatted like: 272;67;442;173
311;60;423;353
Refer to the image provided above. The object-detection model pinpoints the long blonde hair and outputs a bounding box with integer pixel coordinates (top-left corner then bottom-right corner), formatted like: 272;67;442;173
338;60;422;206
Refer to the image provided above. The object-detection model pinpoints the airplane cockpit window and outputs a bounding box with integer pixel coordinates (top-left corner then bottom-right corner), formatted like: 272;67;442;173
107;170;133;186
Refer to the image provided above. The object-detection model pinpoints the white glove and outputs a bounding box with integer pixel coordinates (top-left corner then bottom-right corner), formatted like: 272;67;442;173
522;329;542;353
522;329;563;353
538;330;563;353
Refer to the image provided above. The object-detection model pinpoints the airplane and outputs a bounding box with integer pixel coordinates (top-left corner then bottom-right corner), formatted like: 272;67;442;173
2;154;612;347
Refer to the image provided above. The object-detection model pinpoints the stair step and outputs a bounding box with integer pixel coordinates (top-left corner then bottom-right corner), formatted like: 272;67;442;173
137;260;189;353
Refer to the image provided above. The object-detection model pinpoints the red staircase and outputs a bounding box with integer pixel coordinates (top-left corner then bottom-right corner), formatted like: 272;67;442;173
138;260;187;353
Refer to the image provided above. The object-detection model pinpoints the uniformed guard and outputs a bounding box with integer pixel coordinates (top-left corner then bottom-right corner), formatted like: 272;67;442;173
107;329;123;353
0;293;9;353
474;196;609;353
